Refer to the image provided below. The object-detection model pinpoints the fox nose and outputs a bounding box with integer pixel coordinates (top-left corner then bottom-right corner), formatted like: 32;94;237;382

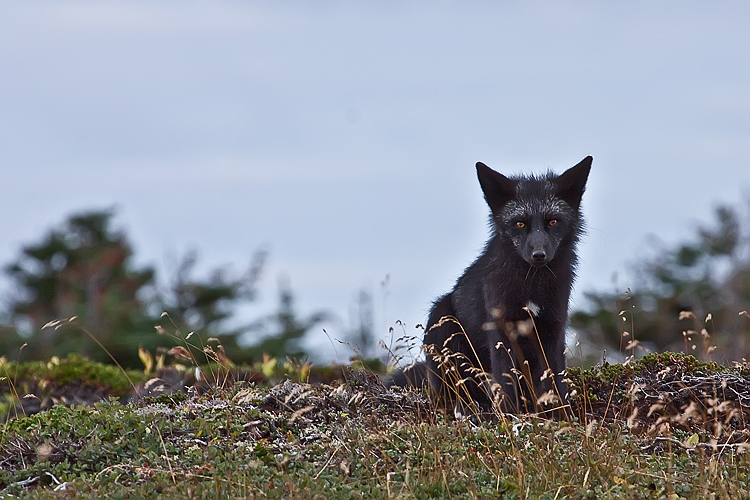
531;250;547;263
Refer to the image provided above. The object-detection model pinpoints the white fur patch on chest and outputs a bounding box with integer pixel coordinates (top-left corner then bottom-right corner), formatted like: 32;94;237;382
525;301;541;317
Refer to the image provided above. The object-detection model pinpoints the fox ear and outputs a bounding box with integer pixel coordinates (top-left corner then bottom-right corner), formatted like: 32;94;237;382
476;162;517;214
554;156;592;211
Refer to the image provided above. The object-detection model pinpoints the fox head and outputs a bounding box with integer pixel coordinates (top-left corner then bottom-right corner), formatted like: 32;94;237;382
476;156;592;267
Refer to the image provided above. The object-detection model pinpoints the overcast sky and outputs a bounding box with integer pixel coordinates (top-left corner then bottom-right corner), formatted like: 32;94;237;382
2;2;750;361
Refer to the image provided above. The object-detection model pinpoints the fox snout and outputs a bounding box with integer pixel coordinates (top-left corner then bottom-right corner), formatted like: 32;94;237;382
525;230;555;266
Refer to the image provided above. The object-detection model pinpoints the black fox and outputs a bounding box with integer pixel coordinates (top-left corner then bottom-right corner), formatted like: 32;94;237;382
390;157;592;417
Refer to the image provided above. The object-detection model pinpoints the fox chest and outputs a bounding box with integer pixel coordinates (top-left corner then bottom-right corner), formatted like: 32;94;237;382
484;276;568;327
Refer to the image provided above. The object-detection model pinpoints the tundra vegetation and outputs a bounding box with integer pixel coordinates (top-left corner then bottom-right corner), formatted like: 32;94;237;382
1;349;749;499
0;206;749;498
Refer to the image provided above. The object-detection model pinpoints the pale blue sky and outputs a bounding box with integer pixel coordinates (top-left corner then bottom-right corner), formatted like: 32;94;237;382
2;2;750;361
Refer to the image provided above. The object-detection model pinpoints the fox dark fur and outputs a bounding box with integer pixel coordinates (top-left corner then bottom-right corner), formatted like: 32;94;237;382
390;156;592;417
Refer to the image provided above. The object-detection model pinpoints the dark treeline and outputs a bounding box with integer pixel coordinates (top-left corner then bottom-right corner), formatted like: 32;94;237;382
0;210;376;368
2;201;750;370
571;202;750;365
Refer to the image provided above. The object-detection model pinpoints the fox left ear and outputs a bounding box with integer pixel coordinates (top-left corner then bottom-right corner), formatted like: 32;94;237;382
554;156;592;211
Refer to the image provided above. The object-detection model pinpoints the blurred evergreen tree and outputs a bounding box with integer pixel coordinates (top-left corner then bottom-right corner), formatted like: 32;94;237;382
570;203;750;363
1;209;330;367
347;289;376;358
156;248;266;364
3;210;158;366
243;277;328;361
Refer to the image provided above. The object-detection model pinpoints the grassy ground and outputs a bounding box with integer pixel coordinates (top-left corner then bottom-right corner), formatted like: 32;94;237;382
1;354;749;499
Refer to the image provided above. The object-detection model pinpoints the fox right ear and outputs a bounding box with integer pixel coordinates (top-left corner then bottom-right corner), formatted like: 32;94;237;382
476;162;517;214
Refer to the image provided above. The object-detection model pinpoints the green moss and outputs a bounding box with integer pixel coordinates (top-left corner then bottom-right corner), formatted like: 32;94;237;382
633;351;726;374
568;351;729;390
1;354;145;397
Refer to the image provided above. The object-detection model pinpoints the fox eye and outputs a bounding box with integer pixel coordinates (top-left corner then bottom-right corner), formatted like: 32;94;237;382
548;220;558;227
516;221;525;228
